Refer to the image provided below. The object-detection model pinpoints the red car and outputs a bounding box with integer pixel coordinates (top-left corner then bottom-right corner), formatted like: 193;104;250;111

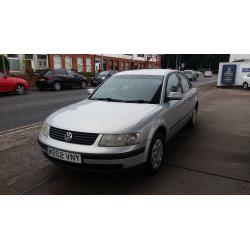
0;72;29;95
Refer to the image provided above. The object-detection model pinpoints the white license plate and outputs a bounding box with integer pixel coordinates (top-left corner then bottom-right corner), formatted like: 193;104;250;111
48;148;82;164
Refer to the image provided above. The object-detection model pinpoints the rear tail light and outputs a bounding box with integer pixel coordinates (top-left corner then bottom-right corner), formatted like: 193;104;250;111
47;76;52;80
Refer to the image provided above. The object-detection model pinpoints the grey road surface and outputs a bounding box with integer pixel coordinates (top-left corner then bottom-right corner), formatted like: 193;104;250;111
0;75;218;132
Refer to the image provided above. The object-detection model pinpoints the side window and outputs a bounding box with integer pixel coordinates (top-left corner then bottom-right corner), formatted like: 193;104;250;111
165;73;182;101
179;73;191;92
0;72;4;79
56;69;67;75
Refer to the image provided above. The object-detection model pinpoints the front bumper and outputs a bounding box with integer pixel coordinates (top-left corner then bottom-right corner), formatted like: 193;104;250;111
38;133;147;171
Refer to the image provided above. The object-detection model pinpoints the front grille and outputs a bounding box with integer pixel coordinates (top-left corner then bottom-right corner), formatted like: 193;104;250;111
49;126;98;145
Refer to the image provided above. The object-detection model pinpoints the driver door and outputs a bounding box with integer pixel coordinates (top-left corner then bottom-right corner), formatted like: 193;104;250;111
162;72;185;138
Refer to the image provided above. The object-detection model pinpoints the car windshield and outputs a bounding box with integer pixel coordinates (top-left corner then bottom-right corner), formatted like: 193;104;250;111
89;75;164;104
98;71;109;76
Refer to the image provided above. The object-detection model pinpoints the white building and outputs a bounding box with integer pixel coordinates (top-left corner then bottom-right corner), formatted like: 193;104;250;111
5;54;48;74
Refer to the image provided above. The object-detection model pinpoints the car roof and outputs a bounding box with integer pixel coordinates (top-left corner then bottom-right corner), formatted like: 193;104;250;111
115;69;177;76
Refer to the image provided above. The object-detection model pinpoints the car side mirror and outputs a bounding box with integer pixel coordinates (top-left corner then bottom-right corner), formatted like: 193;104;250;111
168;92;183;100
88;88;94;95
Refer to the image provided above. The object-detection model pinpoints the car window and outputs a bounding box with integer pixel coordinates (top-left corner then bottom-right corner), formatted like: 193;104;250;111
42;70;55;77
66;69;77;76
165;73;182;100
0;72;4;79
90;75;164;104
55;69;67;75
179;73;191;92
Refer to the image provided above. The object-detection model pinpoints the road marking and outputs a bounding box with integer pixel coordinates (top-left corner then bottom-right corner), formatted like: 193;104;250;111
0;122;42;136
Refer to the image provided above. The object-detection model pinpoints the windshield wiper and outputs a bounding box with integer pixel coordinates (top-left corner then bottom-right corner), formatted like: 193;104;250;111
124;99;152;103
91;97;124;102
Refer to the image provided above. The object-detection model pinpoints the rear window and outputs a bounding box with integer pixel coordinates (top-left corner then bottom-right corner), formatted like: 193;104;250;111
40;70;54;77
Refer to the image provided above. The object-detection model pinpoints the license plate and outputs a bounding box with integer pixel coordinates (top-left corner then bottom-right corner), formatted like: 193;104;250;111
48;148;82;164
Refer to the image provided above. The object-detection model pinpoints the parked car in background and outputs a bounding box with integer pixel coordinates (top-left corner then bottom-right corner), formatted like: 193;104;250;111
92;70;118;87
204;70;213;77
183;70;199;81
242;74;250;90
36;69;87;91
38;69;198;174
0;72;29;95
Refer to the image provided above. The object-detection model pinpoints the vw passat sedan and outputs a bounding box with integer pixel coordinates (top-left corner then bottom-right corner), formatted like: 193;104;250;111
38;69;198;173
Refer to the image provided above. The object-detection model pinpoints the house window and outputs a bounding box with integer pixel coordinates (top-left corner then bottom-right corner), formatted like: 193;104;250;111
77;57;83;72
65;56;72;69
25;54;33;59
7;54;20;71
86;58;92;72
137;54;145;58
37;54;47;69
54;55;62;69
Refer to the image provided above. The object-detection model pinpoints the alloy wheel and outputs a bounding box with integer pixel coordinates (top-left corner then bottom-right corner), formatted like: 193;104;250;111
16;85;24;95
151;138;163;169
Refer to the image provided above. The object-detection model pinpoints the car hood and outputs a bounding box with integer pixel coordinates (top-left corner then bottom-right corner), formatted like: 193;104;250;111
46;100;159;134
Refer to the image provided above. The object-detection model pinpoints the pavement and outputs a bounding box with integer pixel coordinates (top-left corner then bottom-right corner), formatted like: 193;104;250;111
1;74;250;194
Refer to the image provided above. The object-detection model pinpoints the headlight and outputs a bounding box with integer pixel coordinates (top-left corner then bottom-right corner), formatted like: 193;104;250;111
41;123;50;137
101;76;105;80
99;133;140;147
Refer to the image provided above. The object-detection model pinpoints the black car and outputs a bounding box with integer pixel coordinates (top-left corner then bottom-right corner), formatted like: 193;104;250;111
92;70;118;87
36;69;87;91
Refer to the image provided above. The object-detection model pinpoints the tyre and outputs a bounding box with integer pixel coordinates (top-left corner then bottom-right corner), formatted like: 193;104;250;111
80;81;87;89
145;131;165;174
188;106;198;128
15;84;25;95
243;82;248;90
53;82;61;91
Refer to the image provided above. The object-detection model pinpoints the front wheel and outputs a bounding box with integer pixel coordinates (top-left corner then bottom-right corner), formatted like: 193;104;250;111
243;82;248;90
53;82;61;91
15;84;25;95
145;132;165;174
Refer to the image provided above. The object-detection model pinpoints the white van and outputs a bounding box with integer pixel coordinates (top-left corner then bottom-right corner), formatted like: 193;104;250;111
217;61;250;90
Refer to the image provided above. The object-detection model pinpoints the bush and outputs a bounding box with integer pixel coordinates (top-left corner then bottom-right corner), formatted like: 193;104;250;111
78;72;96;78
0;55;10;72
35;68;49;74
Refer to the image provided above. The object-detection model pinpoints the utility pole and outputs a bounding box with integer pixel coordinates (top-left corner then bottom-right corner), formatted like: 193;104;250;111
175;54;179;69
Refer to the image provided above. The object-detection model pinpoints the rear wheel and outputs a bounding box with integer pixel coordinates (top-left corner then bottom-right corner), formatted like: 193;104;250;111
80;81;87;89
243;82;248;90
188;106;198;128
53;82;61;91
145;132;165;174
15;84;25;95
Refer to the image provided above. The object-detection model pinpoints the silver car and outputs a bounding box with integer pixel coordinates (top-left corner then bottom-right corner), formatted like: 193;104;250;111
38;69;198;173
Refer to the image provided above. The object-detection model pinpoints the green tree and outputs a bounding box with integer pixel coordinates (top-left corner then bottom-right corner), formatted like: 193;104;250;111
0;55;10;73
161;54;229;72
